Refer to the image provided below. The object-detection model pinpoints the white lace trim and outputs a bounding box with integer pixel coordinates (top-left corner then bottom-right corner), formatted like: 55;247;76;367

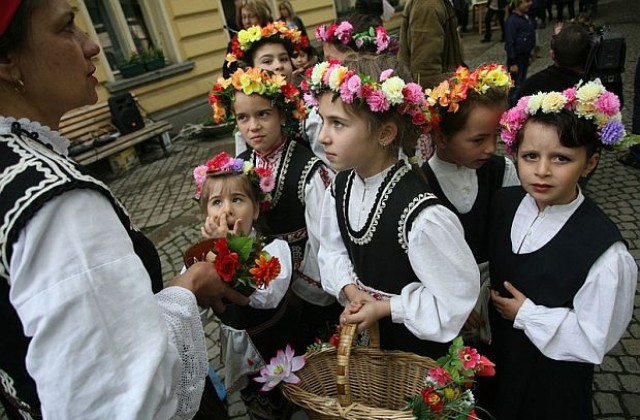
397;192;439;252
0;116;70;156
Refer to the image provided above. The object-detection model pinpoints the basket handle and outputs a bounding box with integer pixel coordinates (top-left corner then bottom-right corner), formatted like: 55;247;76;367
335;322;380;407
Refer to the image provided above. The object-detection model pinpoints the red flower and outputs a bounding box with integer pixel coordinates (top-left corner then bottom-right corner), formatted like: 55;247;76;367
476;355;496;377
329;332;340;348
428;367;453;386
214;238;241;282
420;387;444;412
458;346;481;370
281;84;299;100
467;409;478;419
215;251;241;283
249;255;281;288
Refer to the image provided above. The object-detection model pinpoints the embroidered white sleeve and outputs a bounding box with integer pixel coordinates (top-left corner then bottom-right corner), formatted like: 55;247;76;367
156;287;208;420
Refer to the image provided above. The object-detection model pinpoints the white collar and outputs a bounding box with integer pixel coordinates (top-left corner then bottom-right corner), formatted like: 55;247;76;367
522;189;585;217
0;116;70;156
429;153;475;175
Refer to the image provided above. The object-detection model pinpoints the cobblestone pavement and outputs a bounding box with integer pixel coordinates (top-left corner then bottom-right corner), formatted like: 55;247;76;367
1;0;638;418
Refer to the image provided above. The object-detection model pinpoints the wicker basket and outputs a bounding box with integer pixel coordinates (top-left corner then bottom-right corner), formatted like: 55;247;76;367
281;323;436;419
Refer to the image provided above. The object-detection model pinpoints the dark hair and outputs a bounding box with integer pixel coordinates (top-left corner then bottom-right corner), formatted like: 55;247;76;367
0;0;40;59
438;88;508;139
551;23;591;69
340;53;429;185
246;37;294;66
292;44;318;60
515;110;601;157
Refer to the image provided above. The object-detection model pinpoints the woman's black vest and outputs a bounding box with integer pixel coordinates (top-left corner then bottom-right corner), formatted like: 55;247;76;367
0;133;162;418
488;186;623;419
422;155;506;264
334;162;449;358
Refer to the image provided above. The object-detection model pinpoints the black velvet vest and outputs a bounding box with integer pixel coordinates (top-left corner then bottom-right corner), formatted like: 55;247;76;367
0;133;163;417
488;186;623;420
334;163;450;358
422;155;506;264
239;139;324;268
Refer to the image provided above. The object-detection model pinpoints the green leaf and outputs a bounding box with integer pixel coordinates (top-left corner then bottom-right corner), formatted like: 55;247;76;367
227;234;254;262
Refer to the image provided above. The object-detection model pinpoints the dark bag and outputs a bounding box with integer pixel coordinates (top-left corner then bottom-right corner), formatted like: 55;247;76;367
585;29;626;105
108;92;145;135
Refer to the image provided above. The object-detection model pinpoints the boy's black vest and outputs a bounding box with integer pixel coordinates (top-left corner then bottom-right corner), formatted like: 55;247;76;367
422;155;506;264
488;186;624;419
0;132;163;418
333;162;449;358
239;139;324;268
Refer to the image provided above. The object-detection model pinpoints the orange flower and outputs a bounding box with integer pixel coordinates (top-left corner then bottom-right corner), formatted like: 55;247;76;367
249;255;281;288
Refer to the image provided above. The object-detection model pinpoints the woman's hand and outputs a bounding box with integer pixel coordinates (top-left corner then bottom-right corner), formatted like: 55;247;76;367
171;262;249;312
490;281;527;321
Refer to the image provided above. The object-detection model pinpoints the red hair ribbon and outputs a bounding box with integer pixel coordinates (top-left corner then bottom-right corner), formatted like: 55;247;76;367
0;0;23;37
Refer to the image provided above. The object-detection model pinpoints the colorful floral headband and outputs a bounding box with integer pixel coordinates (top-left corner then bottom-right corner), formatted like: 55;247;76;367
315;22;391;54
500;80;626;154
301;61;434;134
226;21;307;65
209;67;307;125
193;152;275;210
425;64;513;116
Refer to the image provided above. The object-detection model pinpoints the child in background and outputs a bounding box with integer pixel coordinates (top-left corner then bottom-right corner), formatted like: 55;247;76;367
225;22;308;156
308;55;480;358
208;68;340;352
309;20;395;165
504;0;535;106
193;152;296;419
422;64;518;342
488;81;637;419
291;41;318;86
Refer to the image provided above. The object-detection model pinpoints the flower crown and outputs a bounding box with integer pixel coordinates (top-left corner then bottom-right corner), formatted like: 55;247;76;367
301;61;434;134
226;21;307;65
425;64;513;118
193;152;275;210
315;22;391;54
500;80;626;154
209;67;307;125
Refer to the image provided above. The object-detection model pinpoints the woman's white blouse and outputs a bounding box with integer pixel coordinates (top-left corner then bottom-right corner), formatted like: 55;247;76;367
427;153;520;213
510;192;637;364
318;165;480;342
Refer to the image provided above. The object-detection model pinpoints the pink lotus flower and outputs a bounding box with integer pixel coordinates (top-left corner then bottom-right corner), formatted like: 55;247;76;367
254;345;305;391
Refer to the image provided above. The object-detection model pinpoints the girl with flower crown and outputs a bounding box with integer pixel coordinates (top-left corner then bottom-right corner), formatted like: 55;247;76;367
308;55;480;358
486;81;637;419
225;21;310;156
208;67;341;360
421;64;520;344
193;151;300;419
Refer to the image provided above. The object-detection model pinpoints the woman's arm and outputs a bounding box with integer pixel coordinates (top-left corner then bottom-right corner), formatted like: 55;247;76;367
9;189;204;418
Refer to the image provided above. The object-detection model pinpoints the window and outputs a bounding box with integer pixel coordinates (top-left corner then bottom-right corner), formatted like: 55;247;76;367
85;0;164;72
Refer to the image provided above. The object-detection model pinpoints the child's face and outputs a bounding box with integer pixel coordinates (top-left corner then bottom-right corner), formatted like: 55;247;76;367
234;92;286;155
317;93;395;178
436;105;503;169
516;0;533;13
517;121;598;211
252;43;293;82
291;50;310;70
204;176;259;236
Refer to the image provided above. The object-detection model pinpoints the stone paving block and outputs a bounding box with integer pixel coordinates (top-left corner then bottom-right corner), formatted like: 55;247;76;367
594;373;622;391
621;393;640;416
594;392;623;415
621;356;640;374
601;357;623;373
619;374;640;393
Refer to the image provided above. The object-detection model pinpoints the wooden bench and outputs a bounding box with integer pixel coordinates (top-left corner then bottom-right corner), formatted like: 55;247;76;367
59;94;173;166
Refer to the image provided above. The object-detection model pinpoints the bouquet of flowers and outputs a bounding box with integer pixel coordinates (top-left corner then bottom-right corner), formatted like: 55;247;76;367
407;337;495;419
212;233;281;291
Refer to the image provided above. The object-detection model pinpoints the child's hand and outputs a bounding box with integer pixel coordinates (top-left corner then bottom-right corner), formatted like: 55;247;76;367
509;64;519;74
201;213;243;239
490;281;527;321
342;300;390;332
